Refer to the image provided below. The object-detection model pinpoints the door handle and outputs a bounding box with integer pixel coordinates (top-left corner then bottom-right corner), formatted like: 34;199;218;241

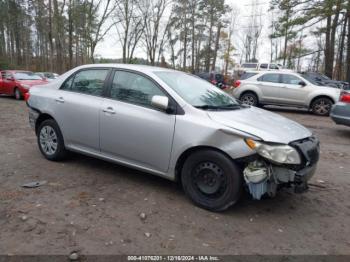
102;107;116;114
55;97;65;103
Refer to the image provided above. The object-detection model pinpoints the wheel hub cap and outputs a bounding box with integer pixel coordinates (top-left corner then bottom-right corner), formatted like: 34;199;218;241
39;126;58;155
242;96;254;105
314;100;330;114
194;162;224;195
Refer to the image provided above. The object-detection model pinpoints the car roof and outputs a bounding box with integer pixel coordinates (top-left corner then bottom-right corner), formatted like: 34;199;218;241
242;71;260;74
74;64;176;74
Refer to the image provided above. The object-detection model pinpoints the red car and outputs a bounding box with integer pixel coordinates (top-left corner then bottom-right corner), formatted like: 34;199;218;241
0;70;48;100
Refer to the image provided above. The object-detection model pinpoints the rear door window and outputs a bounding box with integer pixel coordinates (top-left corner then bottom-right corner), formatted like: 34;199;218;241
258;73;281;83
281;74;302;85
61;69;109;96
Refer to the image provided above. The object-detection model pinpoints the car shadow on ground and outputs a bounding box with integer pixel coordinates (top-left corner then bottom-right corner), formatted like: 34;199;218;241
66;152;308;215
0;95;16;100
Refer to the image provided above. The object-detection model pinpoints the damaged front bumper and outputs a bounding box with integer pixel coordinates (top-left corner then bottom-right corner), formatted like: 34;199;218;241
28;108;40;130
242;136;320;200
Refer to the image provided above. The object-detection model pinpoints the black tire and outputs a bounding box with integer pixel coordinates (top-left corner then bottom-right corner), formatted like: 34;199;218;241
311;97;333;116
14;88;22;100
240;92;259;107
181;150;242;212
37;119;67;161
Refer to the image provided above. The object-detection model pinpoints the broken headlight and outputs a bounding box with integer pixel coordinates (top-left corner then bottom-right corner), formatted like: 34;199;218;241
245;139;301;165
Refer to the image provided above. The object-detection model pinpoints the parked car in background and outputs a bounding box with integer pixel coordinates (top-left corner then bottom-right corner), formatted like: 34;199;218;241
0;70;48;100
240;63;259;71
26;64;319;211
300;72;349;90
232;71;341;116
235;63;291;78
35;72;59;82
196;72;231;90
0;71;3;88
330;91;350;127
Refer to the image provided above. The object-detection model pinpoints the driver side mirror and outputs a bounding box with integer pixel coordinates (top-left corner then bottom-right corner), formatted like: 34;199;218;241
299;81;307;87
151;95;173;113
7;76;15;81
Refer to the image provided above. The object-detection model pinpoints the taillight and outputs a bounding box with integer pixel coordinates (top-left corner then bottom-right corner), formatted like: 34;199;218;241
234;80;241;88
24;92;30;102
340;92;350;103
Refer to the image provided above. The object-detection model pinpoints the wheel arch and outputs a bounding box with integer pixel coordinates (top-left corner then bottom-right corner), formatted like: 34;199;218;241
309;95;335;109
13;86;19;94
35;113;56;135
174;145;235;183
239;90;259;100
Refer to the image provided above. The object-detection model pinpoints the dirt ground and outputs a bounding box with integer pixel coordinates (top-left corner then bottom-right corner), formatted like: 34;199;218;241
0;96;350;256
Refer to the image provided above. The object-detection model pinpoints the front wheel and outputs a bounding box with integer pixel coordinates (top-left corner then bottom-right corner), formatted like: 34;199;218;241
311;97;333;116
37;119;67;161
181;150;242;212
14;88;22;100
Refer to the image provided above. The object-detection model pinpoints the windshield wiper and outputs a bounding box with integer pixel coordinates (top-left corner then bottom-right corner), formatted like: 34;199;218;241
194;104;241;110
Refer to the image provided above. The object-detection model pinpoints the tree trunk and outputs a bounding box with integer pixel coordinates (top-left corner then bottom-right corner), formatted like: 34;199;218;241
206;10;214;71
337;16;347;80
191;1;196;74
183;14;188;70
325;0;341;78
211;23;221;71
347;0;350;84
325;15;332;78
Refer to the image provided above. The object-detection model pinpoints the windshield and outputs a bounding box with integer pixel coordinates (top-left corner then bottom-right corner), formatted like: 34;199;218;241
154;71;240;109
15;72;42;80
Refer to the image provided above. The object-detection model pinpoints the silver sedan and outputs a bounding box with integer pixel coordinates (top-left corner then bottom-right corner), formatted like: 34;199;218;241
26;64;319;211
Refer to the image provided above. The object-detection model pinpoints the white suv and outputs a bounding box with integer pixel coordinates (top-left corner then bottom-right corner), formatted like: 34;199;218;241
232;71;341;116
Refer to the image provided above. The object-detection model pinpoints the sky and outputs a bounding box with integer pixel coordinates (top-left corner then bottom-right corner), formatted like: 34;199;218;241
95;0;271;64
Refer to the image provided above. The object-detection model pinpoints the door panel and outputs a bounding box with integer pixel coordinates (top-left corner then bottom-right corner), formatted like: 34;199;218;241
257;73;284;103
53;91;103;151
279;74;310;105
100;100;175;172
1;72;15;95
53;68;110;151
100;70;176;173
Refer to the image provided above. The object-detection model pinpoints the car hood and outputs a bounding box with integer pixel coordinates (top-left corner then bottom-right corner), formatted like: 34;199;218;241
18;80;48;86
207;106;312;144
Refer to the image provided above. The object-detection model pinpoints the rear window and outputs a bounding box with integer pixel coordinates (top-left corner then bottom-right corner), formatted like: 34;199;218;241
240;72;258;80
258;73;281;83
242;63;258;69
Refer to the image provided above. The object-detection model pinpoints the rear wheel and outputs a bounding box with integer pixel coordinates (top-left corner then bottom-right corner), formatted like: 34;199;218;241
14;88;22;100
181;150;242;212
311;97;333;116
37;119;67;161
240;92;259;107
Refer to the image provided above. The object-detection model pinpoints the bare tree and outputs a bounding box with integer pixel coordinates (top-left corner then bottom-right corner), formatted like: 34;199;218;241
115;0;145;63
139;0;171;65
86;0;116;63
